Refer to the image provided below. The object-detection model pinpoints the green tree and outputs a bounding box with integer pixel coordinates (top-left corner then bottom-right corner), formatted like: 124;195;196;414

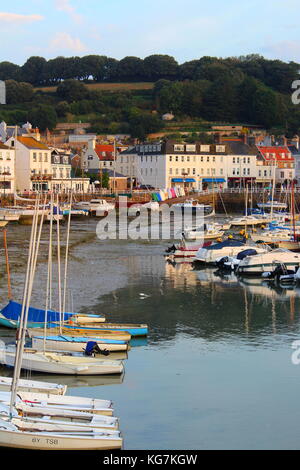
27;104;57;131
56;79;89;102
5;80;34;104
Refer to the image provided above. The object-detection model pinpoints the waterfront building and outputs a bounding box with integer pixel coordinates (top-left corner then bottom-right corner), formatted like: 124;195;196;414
256;146;295;186
0;142;15;194
116;139;262;190
82;138;117;173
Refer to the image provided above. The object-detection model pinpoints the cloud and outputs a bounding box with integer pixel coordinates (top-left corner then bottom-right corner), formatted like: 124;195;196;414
0;12;44;23
54;0;82;23
49;32;87;53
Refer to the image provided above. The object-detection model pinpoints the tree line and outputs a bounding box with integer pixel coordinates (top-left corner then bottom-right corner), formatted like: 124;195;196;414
0;53;299;94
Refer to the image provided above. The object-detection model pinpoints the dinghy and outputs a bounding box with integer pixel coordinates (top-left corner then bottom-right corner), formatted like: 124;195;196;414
0;390;113;415
47;322;149;337
0;345;124;375
0;376;66;395
0;300;105;329
27;326;131;342
0;417;122;450
31;335;129;353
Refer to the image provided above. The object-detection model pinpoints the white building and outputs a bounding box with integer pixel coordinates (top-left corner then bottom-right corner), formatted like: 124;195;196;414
5;135;53;192
0;142;15;194
82;139;116;173
116;140;261;190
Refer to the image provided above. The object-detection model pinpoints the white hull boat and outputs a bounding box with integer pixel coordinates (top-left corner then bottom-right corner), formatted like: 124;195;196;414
0;376;66;395
0;418;122;450
0;346;124;375
194;239;269;265
230;216;270;227
0;391;113;415
31;336;129;353
236;248;300;275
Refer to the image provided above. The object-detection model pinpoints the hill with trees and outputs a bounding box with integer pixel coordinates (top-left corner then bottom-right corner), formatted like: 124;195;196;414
0;53;300;138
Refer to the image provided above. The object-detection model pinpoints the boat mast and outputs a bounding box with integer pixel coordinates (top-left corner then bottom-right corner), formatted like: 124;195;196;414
2;224;11;299
62;190;73;319
43;193;54;352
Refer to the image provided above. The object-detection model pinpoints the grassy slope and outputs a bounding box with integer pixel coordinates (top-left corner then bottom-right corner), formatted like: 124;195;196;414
35;82;155;93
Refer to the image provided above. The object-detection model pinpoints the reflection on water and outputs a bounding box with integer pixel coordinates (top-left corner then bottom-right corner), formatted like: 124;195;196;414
1;223;300;449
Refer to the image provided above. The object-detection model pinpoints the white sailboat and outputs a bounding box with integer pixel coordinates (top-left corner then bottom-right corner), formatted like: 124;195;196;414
0;376;67;395
0;198;123;450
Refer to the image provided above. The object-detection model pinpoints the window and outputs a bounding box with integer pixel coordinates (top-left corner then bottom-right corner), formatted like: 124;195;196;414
33;153;37;162
200;145;210;152
193;168;196;175
200;156;204;162
216;145;225;152
247;168;250;175
233;168;236;175
169;156;172;162
181;156;184;162
186;145;196;152
207;156;210;162
212;156;215;162
39;153;42;162
44;153;48;162
175;168;179;175
174;144;184;152
175;156;178;162
169;168;172;174
233;157;236;164
187;156;190;162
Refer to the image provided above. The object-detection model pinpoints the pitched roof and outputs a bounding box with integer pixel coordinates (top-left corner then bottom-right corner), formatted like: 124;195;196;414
220;139;257;155
94;144;116;161
257;146;293;162
17;136;50;150
0;142;10;150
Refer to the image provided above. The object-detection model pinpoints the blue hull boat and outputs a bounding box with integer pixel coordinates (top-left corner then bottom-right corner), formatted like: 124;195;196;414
0;301;105;329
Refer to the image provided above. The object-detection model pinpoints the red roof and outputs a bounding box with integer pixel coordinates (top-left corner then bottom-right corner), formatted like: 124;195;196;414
94;144;115;161
257;146;293;162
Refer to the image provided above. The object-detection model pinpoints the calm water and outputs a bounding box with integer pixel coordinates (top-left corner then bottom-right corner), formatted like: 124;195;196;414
1;219;300;449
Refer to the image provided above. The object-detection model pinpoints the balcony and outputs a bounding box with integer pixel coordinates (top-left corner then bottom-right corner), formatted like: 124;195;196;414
30;175;52;181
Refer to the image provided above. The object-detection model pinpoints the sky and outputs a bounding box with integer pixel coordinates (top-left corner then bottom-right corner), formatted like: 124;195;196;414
1;0;300;65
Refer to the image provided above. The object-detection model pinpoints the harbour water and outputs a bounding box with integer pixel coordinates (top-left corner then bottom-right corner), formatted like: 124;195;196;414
1;219;300;449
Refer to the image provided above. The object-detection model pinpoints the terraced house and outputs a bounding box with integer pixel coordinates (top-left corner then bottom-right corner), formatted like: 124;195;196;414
117;140;264;190
0;142;15;194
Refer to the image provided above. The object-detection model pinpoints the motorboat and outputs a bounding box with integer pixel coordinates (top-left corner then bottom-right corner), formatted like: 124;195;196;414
73;199;115;217
236;248;300;275
193;238;269;266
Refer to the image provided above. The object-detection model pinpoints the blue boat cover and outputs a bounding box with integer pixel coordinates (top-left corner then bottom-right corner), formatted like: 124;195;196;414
1;300;76;323
206;239;245;251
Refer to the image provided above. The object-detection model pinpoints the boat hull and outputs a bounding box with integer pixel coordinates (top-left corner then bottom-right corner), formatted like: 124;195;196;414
31;336;129;353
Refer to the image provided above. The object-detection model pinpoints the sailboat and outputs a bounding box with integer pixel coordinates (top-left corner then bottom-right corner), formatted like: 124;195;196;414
0;199;123;450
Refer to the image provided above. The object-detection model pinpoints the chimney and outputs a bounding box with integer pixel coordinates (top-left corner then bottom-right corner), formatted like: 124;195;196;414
214;133;221;144
242;134;247;145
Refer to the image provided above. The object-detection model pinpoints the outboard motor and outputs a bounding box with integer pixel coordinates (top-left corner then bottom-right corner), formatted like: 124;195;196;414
165;244;176;254
84;341;109;357
216;256;229;270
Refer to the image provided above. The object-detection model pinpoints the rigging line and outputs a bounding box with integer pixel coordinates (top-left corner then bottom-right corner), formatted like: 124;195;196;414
9;197;39;417
56;194;63;335
16;196;47;382
62;190;73;320
44;193;54;353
